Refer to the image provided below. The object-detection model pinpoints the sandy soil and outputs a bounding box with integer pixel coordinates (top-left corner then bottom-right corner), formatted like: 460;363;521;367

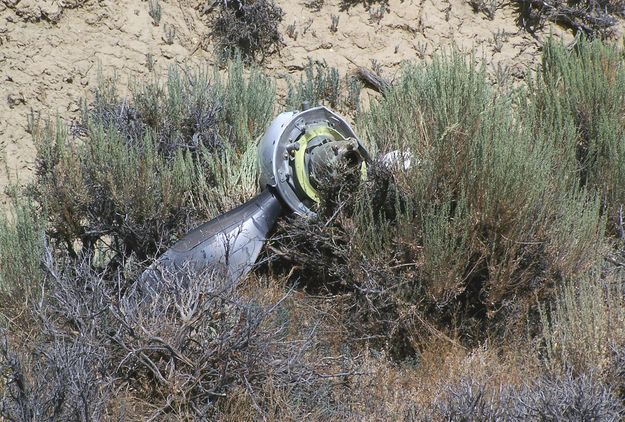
0;0;576;203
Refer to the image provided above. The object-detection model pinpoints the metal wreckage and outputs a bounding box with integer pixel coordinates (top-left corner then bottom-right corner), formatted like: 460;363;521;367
142;104;397;283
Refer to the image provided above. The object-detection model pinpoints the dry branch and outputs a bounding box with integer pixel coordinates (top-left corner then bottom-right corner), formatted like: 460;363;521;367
355;67;391;96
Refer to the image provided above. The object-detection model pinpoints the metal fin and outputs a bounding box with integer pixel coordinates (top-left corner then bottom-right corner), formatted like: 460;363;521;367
142;189;284;283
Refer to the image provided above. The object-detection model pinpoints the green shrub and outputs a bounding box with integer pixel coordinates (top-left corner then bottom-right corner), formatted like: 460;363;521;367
359;40;621;343
286;59;341;109
286;59;365;114
532;38;625;215
356;52;562;342
215;57;276;147
0;190;43;304
31;59;274;268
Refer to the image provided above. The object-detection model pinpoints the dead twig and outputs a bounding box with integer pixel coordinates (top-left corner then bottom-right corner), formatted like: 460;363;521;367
355;66;391;96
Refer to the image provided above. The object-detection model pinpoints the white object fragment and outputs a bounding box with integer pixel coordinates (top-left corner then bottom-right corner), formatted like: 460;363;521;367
381;150;414;171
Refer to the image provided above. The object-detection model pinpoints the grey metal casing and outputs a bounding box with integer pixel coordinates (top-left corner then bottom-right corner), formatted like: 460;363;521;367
258;105;366;216
142;189;283;283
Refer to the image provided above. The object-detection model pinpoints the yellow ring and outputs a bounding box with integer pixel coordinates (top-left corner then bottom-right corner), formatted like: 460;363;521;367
293;127;367;203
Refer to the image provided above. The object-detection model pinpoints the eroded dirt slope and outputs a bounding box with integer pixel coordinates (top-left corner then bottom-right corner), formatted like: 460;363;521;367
0;0;576;201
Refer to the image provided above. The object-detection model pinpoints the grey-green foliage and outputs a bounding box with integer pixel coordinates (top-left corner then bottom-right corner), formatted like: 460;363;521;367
421;197;471;304
215;57;276;147
361;51;490;164
0;191;43;297
286;60;342;110
286;60;368;115
270;41;625;355
546;191;608;277
33;57;274;265
148;0;161;26
532;38;625;211
341;40;620;343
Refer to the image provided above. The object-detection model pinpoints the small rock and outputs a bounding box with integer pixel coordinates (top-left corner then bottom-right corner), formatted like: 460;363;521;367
40;1;63;23
67;102;80;112
286;63;305;72
14;0;42;22
509;63;527;80
34;86;47;103
353;37;369;50
7;92;26;108
62;0;88;8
